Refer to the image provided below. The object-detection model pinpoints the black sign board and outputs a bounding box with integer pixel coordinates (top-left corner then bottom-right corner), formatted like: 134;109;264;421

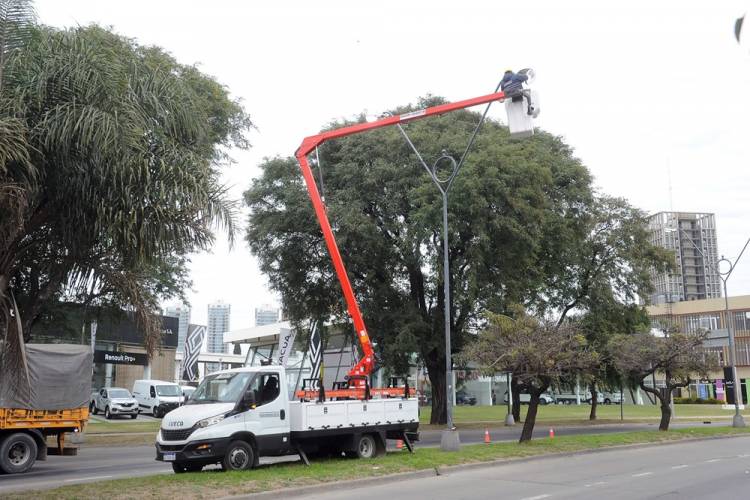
94;350;148;366
724;367;736;405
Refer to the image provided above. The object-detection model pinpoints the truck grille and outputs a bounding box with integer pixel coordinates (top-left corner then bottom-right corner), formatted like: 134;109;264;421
161;428;194;441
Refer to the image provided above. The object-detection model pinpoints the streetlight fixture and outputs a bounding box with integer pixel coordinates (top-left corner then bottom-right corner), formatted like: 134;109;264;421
666;227;750;427
395;81;513;450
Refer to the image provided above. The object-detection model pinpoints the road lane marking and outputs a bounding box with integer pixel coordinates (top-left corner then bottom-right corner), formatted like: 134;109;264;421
738;454;750;458
63;475;113;483
705;459;721;463
671;465;689;469
519;495;551;500
632;472;653;477
584;481;607;487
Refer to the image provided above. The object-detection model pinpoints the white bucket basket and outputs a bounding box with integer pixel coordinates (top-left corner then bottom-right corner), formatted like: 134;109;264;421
505;90;540;139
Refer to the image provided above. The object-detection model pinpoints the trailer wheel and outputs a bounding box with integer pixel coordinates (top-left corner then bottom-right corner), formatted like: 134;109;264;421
354;434;376;459
0;433;38;474
221;440;254;471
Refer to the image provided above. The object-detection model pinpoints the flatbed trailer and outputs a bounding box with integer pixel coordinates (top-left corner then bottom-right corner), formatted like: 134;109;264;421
0;407;88;473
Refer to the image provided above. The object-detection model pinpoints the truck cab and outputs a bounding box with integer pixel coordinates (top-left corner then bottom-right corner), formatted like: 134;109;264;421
156;365;419;473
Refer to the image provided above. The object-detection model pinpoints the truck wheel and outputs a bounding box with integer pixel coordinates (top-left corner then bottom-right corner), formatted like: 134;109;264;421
130;413;138;419
172;461;203;474
354;434;376;459
153;407;161;419
105;406;112;419
221;441;254;471
0;433;38;474
604;398;611;405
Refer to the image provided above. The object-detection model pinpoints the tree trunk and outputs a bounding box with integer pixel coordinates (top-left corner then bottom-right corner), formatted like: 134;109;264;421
519;385;547;443
589;382;598;421
519;392;540;442
511;377;522;423
426;358;446;425
657;387;673;431
640;381;671;431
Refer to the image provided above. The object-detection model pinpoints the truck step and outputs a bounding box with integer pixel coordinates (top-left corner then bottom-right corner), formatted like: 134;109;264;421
47;447;79;456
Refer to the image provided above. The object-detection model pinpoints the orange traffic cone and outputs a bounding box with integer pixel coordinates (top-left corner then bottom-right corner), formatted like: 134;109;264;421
484;428;491;444
549;428;555;439
396;439;404;450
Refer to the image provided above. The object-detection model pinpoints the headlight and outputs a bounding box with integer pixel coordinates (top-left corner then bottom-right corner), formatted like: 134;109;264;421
196;414;225;428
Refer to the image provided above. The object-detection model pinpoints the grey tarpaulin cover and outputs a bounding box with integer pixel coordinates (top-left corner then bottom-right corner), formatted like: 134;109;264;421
0;344;92;410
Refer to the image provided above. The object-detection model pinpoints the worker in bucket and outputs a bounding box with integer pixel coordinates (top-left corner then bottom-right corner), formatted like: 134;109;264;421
500;69;528;100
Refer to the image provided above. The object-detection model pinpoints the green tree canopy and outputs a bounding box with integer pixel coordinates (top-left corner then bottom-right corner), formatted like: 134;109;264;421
460;308;597;441
608;330;716;431
0;15;251;372
245;96;593;424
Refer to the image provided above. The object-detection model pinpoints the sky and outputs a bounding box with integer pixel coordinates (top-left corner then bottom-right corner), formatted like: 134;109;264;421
36;0;750;327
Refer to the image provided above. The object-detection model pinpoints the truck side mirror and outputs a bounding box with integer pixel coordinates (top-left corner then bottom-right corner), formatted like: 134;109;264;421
242;390;256;409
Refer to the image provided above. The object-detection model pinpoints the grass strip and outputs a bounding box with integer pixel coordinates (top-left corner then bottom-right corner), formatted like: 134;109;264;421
14;426;750;500
419;403;750;424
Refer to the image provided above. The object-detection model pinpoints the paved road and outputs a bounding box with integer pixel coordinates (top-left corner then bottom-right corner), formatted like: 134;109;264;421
302;435;750;500
0;421;730;494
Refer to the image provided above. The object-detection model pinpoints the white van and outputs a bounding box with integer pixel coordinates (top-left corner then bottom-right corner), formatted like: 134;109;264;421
132;380;184;418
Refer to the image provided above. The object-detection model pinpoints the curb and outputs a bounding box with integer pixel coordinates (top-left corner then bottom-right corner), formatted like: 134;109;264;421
223;432;750;500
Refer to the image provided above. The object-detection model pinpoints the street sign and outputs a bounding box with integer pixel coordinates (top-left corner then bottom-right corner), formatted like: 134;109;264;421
724;366;736;405
94;350;148;366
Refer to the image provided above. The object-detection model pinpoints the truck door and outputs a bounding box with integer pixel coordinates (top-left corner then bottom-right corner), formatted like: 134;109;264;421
245;372;290;454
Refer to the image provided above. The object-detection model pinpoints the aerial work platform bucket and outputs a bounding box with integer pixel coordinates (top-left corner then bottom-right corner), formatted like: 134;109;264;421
505;89;540;139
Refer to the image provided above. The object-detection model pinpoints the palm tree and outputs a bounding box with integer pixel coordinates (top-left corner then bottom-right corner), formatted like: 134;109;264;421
0;7;251;378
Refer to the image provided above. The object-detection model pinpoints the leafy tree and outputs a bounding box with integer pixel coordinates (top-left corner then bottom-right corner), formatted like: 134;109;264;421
460;309;597;442
0;12;251;380
539;195;672;420
245;97;593;424
609;330;716;430
578;300;652;420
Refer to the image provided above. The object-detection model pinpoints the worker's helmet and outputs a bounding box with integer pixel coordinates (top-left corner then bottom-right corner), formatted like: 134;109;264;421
504;69;513;73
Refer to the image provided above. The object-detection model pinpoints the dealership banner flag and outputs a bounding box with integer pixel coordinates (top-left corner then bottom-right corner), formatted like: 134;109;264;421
276;327;297;367
181;325;206;381
308;320;322;389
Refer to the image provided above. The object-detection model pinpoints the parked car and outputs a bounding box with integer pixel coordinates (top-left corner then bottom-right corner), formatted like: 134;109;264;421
584;392;604;404
455;390;477;406
504;392;554;405
600;392;624;405
132;380;184;418
90;387;139;419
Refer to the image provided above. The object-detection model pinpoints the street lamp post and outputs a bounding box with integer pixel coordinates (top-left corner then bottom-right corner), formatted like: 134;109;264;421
718;250;750;428
394;142;463;451
668;227;750;427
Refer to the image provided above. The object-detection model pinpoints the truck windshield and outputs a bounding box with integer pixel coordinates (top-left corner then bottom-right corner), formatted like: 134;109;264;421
155;385;181;397
108;389;131;398
189;372;252;404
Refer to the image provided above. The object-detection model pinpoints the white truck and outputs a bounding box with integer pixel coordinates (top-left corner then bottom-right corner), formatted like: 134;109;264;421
133;379;184;418
155;365;419;473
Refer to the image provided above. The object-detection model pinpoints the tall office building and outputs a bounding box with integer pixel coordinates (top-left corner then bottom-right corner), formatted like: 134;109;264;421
255;305;280;327
164;304;191;353
207;302;231;354
647;212;722;305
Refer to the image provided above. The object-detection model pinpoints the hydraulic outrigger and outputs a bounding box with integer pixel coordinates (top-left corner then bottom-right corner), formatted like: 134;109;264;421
294;90;510;401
